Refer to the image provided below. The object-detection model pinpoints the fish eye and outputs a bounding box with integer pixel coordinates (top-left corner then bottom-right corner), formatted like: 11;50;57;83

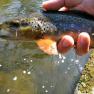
9;22;20;28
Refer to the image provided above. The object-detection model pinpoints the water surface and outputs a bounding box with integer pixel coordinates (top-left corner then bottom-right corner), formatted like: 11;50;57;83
0;0;90;94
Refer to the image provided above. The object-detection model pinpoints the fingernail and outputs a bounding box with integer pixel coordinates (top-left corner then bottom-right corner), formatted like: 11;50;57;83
62;39;69;47
76;32;90;56
62;35;74;47
57;35;74;53
58;7;68;11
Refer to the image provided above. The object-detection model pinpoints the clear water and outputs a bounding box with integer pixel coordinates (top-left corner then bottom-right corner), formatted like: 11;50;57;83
0;0;90;94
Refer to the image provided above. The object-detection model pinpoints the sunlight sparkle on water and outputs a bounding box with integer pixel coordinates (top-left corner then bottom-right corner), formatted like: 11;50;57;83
13;76;17;81
30;59;33;62
65;71;68;74
42;85;45;89
67;67;70;70
75;60;79;63
62;56;66;59
59;54;62;59
45;89;48;93
70;59;74;62
57;61;60;64
78;64;83;72
24;58;26;61
0;64;2;67
79;66;83;72
22;70;26;74
50;85;54;88
6;89;10;93
27;71;31;75
61;59;64;63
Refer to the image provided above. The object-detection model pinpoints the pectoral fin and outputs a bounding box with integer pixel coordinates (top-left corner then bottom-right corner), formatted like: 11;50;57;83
36;39;58;55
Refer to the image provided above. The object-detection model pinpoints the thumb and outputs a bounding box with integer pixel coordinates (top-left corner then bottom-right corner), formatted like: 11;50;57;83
42;0;82;10
42;0;65;10
64;0;82;8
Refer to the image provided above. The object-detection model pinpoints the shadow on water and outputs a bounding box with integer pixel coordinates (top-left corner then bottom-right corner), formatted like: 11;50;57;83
0;0;90;94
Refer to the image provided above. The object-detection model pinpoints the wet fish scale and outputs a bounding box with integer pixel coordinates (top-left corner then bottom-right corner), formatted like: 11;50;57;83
0;10;94;46
29;18;41;32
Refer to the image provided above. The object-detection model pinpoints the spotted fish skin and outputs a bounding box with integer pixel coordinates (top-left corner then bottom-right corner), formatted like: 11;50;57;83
0;10;94;46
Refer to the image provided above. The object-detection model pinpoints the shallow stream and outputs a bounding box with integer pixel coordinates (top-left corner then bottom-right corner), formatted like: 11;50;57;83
0;0;90;94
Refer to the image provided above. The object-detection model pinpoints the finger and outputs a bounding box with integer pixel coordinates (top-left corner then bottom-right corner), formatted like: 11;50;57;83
42;0;65;10
76;32;90;56
59;6;69;11
57;35;74;53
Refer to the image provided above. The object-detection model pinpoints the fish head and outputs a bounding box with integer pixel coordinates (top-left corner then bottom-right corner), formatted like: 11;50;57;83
0;18;42;39
0;17;58;55
0;17;57;40
0;19;22;39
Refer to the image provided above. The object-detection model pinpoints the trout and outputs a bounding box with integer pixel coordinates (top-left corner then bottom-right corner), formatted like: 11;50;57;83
0;10;94;54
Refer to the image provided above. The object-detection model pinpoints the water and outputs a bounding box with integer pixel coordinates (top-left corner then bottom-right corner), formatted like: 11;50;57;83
0;0;90;94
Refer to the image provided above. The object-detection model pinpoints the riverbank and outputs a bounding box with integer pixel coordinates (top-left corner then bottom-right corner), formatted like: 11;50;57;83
76;49;94;94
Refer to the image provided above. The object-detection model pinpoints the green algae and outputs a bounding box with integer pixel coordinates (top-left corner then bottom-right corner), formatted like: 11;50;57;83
77;49;94;94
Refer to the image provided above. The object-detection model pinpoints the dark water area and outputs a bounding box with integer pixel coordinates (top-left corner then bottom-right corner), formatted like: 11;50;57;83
0;0;90;94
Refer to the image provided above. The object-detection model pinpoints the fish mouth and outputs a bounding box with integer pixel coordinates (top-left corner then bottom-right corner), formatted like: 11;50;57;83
0;29;13;39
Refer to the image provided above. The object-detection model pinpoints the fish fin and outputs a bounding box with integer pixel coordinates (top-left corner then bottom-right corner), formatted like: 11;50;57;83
36;39;58;55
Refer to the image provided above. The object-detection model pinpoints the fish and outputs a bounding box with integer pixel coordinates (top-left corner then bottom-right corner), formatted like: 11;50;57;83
0;10;93;94
0;10;94;55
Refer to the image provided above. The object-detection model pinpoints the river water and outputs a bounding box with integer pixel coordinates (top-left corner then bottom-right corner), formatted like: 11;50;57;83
0;0;90;94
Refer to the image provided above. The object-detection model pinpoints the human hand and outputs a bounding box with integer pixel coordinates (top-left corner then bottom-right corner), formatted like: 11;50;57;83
42;0;94;15
42;0;94;56
57;32;90;56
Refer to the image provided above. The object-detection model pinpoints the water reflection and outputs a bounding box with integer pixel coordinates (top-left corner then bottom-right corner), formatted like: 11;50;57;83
0;0;44;22
0;0;90;94
0;39;89;94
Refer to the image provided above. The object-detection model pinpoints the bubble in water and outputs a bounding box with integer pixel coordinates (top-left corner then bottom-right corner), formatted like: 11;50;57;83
24;58;26;61
65;71;68;74
61;59;64;63
62;56;66;60
57;61;60;64
70;59;74;62
27;71;31;75
45;89;48;93
42;85;45;89
78;64;83;72
13;76;17;81
67;67;70;70
0;64;2;67
22;70;26;74
79;66;83;72
6;89;10;93
75;60;79;64
59;54;62;59
30;59;33;62
50;85;54;88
